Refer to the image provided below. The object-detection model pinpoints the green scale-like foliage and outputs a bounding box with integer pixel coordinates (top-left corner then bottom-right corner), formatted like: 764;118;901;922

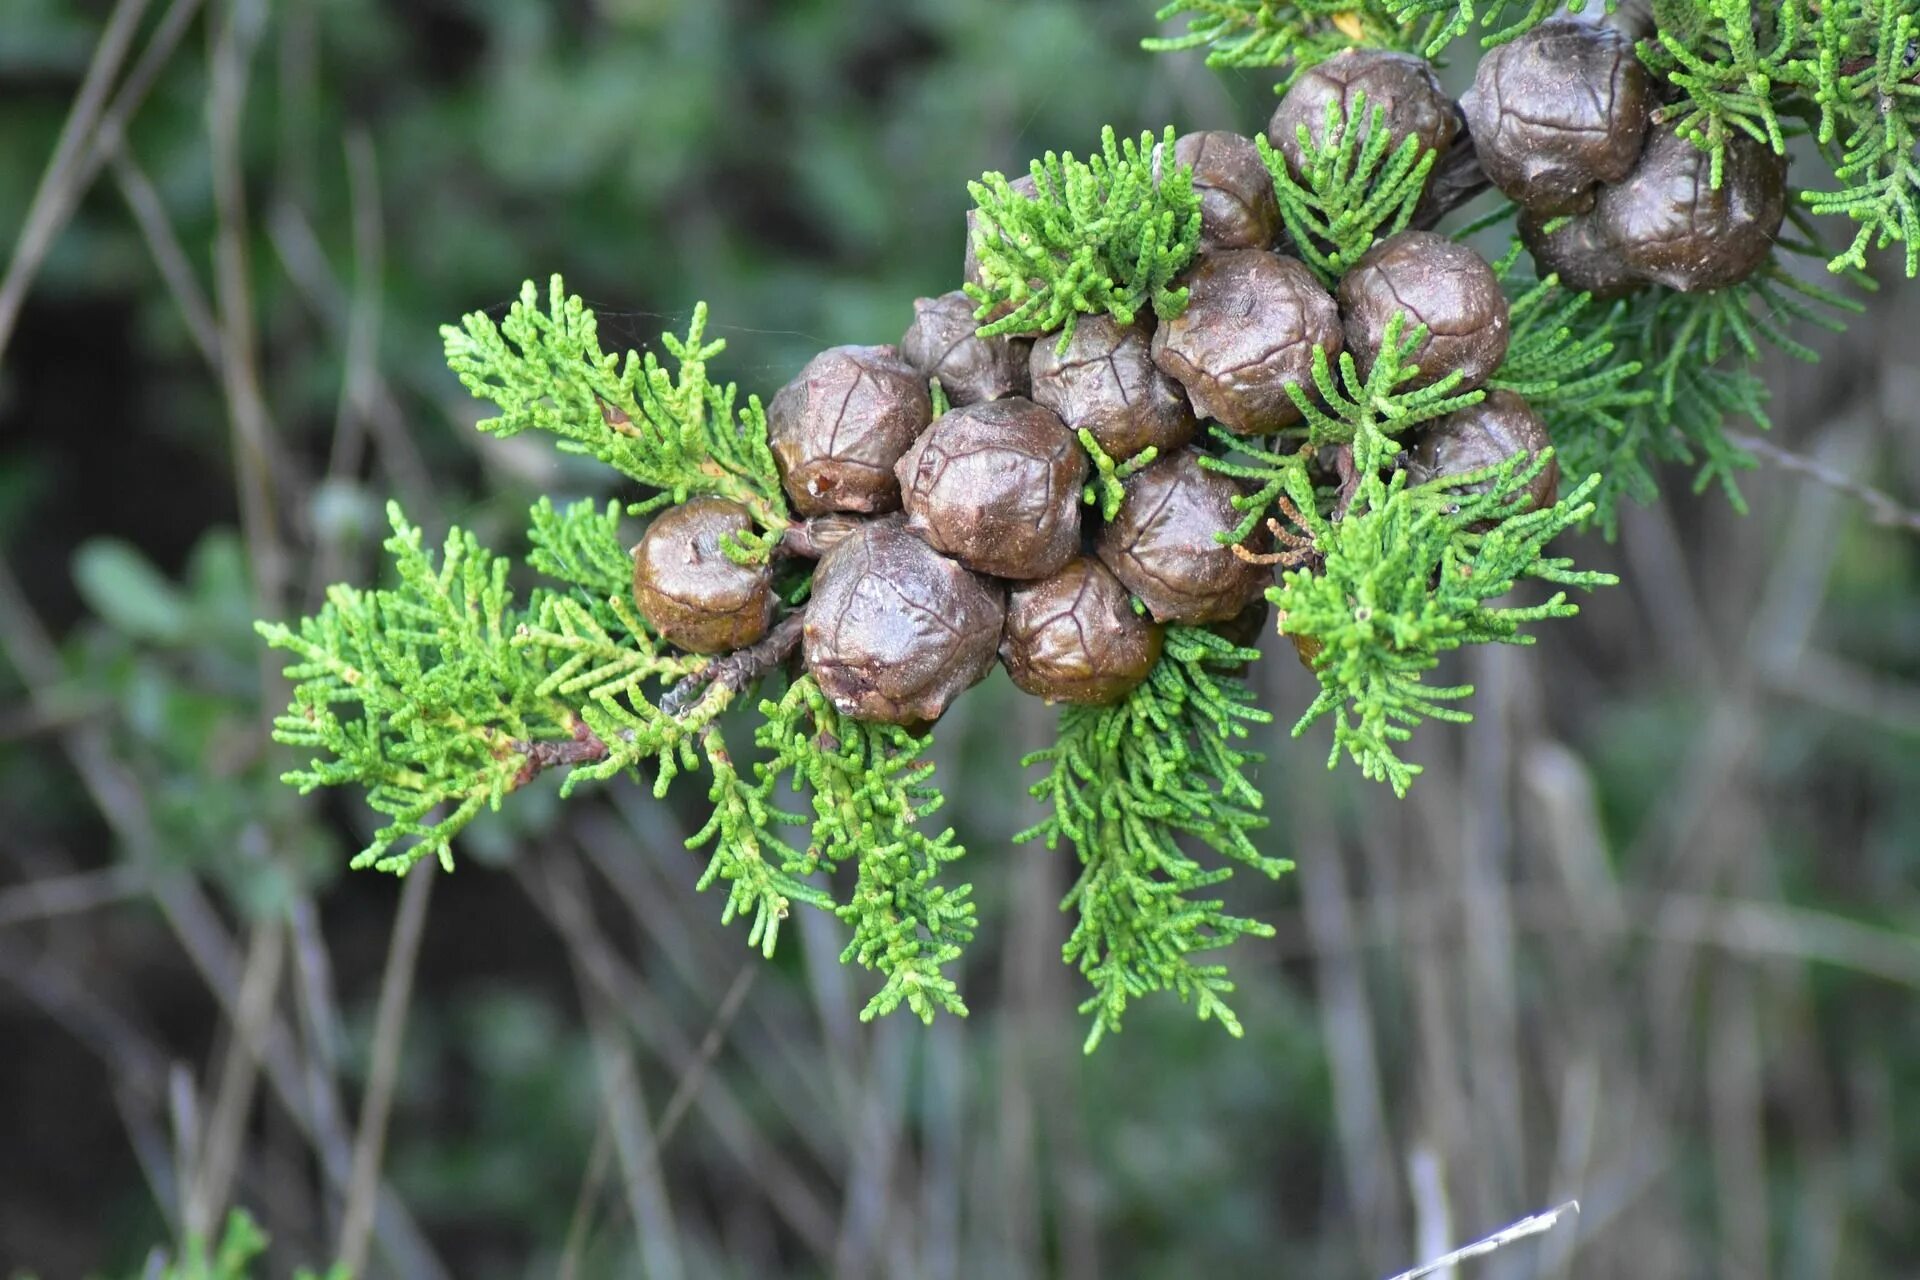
263;286;977;1025
1146;0;1614;78
1277;465;1614;795
1262;93;1438;283
1202;239;1622;793
443;278;788;541
1643;0;1920;276
1020;628;1287;1051
965;126;1203;349
256;506;593;875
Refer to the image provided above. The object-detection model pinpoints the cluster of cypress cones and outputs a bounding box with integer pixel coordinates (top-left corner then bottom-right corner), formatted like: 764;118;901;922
631;17;1784;725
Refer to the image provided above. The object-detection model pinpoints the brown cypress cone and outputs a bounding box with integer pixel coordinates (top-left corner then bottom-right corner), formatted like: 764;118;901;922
1593;124;1787;292
1405;389;1560;522
1267;49;1457;180
895;397;1086;579
1161;130;1281;252
1518;209;1645;300
1151;249;1343;434
1337;230;1510;391
802;519;1005;725
901;290;1031;407
1095;448;1272;624
1028;314;1197;461
1000;557;1165;705
766;344;932;517
1462;17;1651;216
963;173;1040;322
630;498;775;654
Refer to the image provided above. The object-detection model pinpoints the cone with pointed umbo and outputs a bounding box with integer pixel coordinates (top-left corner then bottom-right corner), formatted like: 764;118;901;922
1593;124;1787;293
1028;315;1196;462
1462;16;1651;216
1160;130;1282;253
1151;249;1343;434
1404;389;1560;525
1267;49;1458;180
895;397;1087;580
901;290;1032;407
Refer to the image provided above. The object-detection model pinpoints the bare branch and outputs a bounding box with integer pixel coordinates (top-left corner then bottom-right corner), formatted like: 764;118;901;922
1729;430;1920;535
1388;1201;1580;1280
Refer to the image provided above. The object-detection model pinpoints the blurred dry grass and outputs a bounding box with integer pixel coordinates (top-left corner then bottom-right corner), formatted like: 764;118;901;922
1;2;1918;1277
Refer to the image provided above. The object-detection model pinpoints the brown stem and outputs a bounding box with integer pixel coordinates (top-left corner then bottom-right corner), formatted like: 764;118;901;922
660;611;807;717
776;515;863;560
512;719;610;788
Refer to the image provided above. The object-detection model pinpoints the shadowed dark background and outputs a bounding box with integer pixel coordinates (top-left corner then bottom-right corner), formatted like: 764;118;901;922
2;1;1918;1277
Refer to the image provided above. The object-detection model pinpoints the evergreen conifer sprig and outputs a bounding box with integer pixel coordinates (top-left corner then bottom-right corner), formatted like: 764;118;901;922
1587;248;1866;524
1080;429;1160;520
255;0;1920;1046
256;505;593;875
1287;311;1484;472
1143;0;1593;76
442;279;788;536
1484;251;1653;531
965;127;1203;349
1277;466;1614;794
1638;0;1920;274
1802;1;1918;275
1259;100;1438;284
1383;0;1598;54
758;679;975;1023
1018;627;1287;1051
1144;0;1411;83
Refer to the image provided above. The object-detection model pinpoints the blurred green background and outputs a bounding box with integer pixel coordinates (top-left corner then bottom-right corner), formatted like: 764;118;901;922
2;1;1918;1277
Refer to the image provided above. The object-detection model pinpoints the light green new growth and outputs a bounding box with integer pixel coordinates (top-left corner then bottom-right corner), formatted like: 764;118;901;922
1803;1;1919;275
442;277;788;534
262;286;986;1022
1020;628;1289;1051
1145;0;1412;83
1278;465;1615;794
1483;242;1652;533
759;679;975;1023
255;504;583;875
1383;0;1606;54
965;126;1202;350
1259;95;1438;284
1079;428;1159;520
1286;310;1482;471
1143;0;1603;77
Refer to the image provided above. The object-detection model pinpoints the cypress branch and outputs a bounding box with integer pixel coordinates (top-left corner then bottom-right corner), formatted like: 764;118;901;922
256;504;586;875
1260;96;1439;284
442;277;789;531
965;126;1203;349
1019;628;1288;1051
1278;466;1616;795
